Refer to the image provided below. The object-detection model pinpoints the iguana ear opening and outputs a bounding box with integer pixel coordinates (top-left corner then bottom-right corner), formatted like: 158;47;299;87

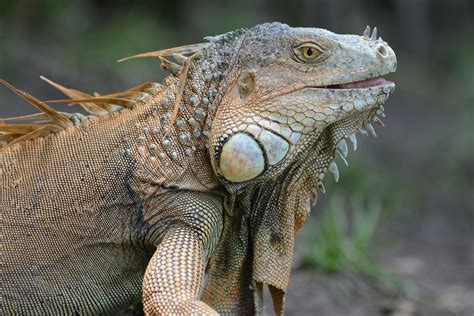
236;70;256;100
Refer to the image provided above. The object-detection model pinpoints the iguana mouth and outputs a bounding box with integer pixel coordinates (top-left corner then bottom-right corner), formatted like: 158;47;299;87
310;78;394;188
311;106;383;189
321;77;392;89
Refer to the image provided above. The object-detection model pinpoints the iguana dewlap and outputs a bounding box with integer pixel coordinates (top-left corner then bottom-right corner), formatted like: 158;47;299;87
0;23;396;315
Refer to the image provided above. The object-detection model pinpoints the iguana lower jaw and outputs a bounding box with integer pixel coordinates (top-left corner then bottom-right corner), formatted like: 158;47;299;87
311;87;393;184
314;76;392;90
293;74;395;192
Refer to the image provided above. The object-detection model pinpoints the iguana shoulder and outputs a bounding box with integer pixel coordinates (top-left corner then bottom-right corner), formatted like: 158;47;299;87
0;45;222;314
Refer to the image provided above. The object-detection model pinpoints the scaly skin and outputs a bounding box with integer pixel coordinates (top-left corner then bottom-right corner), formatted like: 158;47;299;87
0;23;396;315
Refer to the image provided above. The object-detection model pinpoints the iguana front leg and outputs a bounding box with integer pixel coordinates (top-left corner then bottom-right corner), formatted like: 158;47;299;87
141;192;223;315
143;227;217;315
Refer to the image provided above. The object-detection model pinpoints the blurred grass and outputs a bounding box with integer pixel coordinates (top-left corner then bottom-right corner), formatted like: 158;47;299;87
303;194;384;273
301;193;416;298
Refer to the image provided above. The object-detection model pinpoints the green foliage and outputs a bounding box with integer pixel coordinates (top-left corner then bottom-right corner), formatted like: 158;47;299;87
302;194;404;291
303;196;348;273
326;156;421;214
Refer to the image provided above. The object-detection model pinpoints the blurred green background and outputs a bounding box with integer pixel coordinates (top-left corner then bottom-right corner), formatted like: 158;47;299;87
1;1;473;315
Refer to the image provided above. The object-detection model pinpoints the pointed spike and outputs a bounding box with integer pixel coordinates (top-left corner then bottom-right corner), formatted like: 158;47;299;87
165;52;201;136
317;182;326;194
61;112;89;126
203;35;220;42
172;53;187;65
40;76;91;99
310;187;318;207
90;94;118;112
125;81;160;93
350;134;358;151
374;117;385;127
165;57;192;136
337;139;348;157
46;97;135;108
337;151;349;166
1;113;49;122
131;92;148;102
7;124;63;147
143;82;161;94
117;43;209;62
359;128;368;136
0;124;41;135
363;25;371;38
367;124;377;137
310;191;317;207
371;27;377;40
0;79;72;129
0;133;21;143
40;76;108;116
105;91;148;100
159;56;182;75
328;161;340;182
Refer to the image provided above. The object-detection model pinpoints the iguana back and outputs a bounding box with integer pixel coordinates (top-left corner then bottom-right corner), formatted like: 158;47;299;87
1;94;157;314
2;51;225;313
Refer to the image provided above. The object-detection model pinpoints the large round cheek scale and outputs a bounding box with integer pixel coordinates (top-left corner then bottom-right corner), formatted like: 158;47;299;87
219;133;265;182
258;129;289;165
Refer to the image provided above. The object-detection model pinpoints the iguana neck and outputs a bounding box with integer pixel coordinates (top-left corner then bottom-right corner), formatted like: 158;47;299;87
124;35;248;193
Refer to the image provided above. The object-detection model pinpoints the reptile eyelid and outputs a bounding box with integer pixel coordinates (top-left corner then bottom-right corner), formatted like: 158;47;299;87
293;42;325;63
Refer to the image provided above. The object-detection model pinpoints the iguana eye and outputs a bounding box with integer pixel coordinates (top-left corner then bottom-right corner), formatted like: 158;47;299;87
294;43;322;62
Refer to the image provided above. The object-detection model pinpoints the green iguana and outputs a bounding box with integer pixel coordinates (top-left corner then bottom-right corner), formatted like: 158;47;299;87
0;22;396;315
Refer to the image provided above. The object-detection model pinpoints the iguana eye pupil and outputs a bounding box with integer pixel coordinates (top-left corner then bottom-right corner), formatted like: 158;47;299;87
300;46;319;60
295;44;321;62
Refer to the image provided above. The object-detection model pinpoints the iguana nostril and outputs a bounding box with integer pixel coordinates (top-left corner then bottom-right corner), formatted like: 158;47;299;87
377;44;388;58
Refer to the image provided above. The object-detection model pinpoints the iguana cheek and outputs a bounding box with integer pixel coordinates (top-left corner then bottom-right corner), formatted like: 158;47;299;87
219;133;265;182
258;129;289;165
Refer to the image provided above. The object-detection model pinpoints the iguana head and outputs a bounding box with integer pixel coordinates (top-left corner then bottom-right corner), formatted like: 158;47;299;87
207;22;396;193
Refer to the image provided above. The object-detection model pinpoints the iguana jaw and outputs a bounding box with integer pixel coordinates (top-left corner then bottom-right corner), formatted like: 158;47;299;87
319;76;392;89
305;79;395;189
